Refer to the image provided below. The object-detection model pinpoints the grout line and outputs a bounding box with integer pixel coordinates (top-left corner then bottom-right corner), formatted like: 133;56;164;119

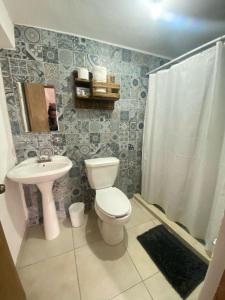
116;197;161;299
19;220;74;270
125;240;146;282
125;198;157;231
123;200;168;300
19;221;92;270
126;241;160;282
126;248;142;280
18;248;74;270
72;228;82;300
125;218;157;232
73;252;82;300
19;202;180;300
143;271;160;282
108;281;143;300
108;254;159;300
73;238;103;252
72;236;103;251
16;223;29;269
143;279;155;300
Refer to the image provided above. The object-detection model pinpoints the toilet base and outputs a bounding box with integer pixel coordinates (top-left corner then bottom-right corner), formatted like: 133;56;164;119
98;218;124;245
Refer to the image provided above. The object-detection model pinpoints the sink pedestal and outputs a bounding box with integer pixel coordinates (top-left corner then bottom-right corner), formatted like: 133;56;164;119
37;181;60;240
7;155;72;241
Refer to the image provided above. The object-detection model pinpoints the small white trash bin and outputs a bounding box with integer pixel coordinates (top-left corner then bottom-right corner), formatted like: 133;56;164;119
69;202;85;227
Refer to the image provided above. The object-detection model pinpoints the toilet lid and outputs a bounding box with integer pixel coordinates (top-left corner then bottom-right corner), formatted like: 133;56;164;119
96;187;131;217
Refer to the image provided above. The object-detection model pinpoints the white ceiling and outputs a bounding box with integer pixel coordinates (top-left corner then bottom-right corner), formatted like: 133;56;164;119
3;0;225;58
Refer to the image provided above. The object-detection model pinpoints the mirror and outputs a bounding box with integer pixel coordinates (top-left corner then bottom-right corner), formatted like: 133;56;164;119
17;82;59;132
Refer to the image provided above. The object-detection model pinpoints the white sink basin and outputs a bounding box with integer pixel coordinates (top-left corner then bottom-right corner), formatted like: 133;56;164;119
7;155;73;240
7;155;72;184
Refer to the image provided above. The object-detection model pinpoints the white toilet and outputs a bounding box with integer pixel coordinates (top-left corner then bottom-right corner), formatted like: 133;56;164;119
85;157;132;245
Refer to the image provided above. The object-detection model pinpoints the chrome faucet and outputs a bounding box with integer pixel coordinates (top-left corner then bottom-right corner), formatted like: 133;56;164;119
37;148;54;163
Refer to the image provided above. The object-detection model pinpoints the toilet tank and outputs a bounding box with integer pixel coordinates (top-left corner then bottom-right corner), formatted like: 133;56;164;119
85;157;119;189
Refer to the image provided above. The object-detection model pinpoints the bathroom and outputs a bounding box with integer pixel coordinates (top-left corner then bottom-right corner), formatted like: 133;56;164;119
0;0;225;299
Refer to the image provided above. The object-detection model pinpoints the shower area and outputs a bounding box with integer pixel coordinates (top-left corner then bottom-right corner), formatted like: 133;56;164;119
141;39;225;253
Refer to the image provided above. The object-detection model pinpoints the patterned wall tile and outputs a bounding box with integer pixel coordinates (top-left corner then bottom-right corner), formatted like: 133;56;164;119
24;27;41;44
1;24;167;225
43;46;58;63
74;52;86;67
9;58;28;76
57;33;73;50
73;37;87;53
58;49;73;67
8;41;28;60
122;49;132;62
41;29;57;47
27;60;45;82
43;62;60;90
26;44;43;61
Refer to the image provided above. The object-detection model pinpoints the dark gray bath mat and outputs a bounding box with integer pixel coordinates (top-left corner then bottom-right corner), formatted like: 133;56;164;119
137;225;208;299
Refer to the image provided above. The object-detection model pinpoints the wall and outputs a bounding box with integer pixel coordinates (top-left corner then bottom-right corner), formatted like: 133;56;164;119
0;67;27;263
0;24;167;225
0;182;27;263
0;0;15;48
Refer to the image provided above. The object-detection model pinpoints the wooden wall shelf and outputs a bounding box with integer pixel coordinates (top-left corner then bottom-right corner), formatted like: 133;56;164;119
75;78;90;83
74;71;120;110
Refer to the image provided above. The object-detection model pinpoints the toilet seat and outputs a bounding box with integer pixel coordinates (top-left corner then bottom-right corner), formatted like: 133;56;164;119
96;187;131;218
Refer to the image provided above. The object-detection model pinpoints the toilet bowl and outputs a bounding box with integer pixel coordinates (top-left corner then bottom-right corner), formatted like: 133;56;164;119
85;157;132;245
95;187;131;245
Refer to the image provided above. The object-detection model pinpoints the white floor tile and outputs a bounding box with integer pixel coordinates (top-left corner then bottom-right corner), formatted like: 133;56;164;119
17;200;203;300
144;273;181;300
19;251;80;300
145;272;202;300
19;219;73;267
72;210;102;248
75;240;141;300
126;199;156;230
125;221;159;280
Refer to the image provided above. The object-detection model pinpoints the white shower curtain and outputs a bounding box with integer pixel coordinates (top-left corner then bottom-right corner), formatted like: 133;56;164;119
142;42;225;251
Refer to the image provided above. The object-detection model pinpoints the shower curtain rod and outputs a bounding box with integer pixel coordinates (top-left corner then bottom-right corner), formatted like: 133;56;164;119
147;34;225;75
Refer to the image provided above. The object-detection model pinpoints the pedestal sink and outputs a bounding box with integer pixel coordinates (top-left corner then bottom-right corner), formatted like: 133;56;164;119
7;155;72;240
